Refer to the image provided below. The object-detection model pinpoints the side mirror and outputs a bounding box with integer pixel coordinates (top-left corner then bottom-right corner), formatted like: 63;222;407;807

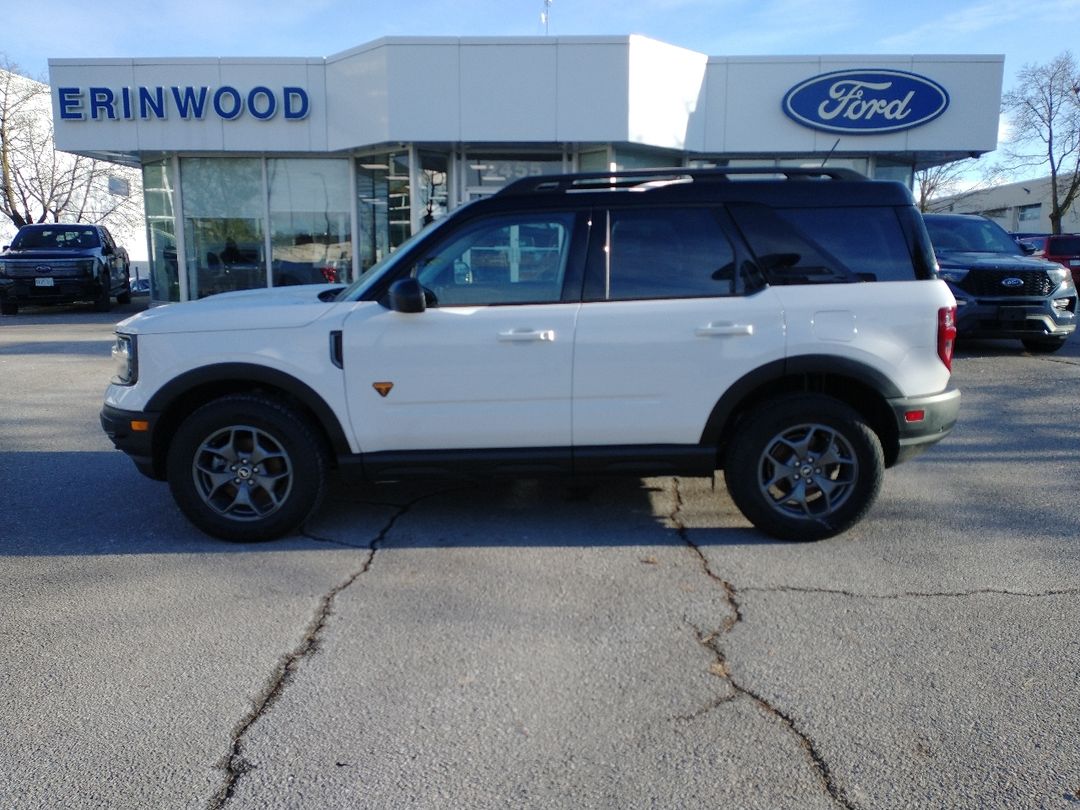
1018;241;1036;255
388;277;427;313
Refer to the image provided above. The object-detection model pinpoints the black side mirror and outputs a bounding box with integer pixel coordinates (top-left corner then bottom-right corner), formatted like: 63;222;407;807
388;277;427;313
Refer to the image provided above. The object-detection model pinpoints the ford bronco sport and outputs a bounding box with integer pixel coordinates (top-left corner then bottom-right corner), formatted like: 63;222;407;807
101;167;960;542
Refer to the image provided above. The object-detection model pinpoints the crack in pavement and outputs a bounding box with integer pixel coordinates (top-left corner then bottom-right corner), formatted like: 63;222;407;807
670;478;858;810
740;585;1080;600
205;492;436;810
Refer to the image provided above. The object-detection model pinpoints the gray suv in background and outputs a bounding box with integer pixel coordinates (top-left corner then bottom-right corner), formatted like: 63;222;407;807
923;213;1077;353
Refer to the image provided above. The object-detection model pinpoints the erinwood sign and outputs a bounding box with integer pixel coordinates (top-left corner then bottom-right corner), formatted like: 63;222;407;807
56;85;311;122
782;69;949;134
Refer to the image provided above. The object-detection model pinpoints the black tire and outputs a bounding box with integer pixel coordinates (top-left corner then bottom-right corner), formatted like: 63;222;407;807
0;300;17;316
724;394;884;542
116;282;132;305
93;278;112;312
1021;336;1067;354
166;394;327;541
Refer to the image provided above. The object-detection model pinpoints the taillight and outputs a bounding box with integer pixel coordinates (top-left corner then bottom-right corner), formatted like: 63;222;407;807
938;306;957;371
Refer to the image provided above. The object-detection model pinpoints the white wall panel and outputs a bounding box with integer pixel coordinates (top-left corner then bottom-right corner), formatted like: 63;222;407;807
326;45;389;149
555;39;630;142
385;41;461;142
627;36;707;151
459;40;558;142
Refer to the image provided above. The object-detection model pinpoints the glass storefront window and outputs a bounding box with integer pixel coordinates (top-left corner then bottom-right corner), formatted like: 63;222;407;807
142;161;179;302
874;158;914;187
356;152;410;273
268;159;352;286
418;151;449;227
463;154;564;199
611;146;681;171
578;149;610;172
181;157;265;299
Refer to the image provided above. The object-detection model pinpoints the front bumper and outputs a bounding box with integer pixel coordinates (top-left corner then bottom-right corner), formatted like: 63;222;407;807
100;404;163;480
952;292;1076;340
0;277;103;305
889;386;962;464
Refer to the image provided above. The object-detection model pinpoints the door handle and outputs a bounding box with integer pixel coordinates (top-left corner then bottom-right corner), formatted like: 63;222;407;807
497;329;556;342
696;322;754;337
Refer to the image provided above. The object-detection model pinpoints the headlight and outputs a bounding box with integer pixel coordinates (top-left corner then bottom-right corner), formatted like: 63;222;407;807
111;333;137;385
1047;265;1071;287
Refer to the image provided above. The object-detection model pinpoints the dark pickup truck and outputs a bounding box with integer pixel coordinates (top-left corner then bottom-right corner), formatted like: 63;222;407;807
0;223;131;315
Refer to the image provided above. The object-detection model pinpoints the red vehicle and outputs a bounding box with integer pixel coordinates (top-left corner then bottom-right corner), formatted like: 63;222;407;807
1035;234;1080;285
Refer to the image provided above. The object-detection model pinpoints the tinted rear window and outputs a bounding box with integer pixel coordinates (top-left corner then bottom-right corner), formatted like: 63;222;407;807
728;204;917;283
1046;236;1080;255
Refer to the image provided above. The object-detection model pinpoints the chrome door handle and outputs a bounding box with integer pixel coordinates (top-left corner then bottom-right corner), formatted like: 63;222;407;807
497;329;556;342
696;322;754;337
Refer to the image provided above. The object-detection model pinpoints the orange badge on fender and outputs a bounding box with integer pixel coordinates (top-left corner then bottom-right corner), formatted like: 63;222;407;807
373;382;394;397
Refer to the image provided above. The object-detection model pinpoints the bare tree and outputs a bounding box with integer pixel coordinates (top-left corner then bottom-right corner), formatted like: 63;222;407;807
1000;52;1080;234
0;57;142;235
915;158;983;212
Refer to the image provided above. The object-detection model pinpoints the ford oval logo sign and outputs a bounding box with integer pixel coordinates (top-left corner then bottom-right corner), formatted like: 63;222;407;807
1001;277;1025;287
783;69;950;134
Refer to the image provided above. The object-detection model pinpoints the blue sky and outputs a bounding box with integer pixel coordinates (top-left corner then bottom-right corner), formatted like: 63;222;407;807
4;0;1079;85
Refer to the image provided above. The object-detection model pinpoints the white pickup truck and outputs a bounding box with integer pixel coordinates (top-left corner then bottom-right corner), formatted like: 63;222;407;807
101;167;960;542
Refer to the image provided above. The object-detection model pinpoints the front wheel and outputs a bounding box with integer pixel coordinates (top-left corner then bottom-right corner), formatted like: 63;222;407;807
1021;336;1067;354
724;395;884;541
93;278;112;312
166;395;327;541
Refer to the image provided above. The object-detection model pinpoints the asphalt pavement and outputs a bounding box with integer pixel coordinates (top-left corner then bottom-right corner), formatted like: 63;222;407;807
1;299;1078;809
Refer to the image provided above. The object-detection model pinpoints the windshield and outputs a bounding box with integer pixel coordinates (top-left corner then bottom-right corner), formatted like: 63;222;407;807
924;217;1021;256
12;226;100;250
334;215;457;301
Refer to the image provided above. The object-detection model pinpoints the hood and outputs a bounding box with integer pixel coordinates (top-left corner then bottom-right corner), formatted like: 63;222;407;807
117;283;346;335
2;247;99;260
935;251;1060;271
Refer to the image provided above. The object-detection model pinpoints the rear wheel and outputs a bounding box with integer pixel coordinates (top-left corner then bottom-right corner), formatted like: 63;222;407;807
166;394;327;541
724;394;884;541
1021;336;1067;353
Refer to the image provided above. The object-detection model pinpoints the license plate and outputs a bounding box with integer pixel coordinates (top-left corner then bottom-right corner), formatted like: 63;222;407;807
34;277;54;287
1070;259;1080;266
998;306;1027;322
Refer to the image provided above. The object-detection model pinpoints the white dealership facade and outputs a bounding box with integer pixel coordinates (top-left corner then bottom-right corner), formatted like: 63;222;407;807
49;36;1005;303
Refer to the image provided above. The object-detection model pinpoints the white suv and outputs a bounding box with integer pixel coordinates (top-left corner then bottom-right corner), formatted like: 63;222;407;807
102;168;960;542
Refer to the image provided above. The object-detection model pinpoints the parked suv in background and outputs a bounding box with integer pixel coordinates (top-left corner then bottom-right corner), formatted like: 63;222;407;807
0;223;131;315
923;213;1077;353
101;167;960;543
1033;233;1080;286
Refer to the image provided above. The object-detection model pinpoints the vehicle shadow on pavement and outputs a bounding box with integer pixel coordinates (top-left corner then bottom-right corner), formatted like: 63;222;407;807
0;451;776;556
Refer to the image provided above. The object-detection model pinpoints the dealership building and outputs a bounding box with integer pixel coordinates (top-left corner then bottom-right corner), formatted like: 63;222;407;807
49;36;1004;303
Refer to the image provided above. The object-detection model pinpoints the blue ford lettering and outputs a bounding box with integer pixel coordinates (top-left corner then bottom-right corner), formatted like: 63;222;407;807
782;70;949;134
57;85;310;121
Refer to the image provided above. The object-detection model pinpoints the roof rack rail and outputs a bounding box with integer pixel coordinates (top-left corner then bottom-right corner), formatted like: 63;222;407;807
495;166;867;197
